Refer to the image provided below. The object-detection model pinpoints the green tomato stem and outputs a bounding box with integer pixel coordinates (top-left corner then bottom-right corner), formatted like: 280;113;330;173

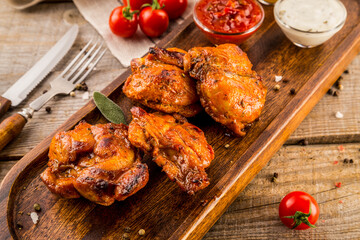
282;202;316;229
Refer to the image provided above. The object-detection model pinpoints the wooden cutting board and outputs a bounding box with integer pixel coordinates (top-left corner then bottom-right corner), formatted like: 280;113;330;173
1;1;360;239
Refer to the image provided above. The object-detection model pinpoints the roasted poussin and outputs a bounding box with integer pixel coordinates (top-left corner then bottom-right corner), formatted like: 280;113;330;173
40;121;149;206
149;44;267;136
123;48;202;117
128;107;214;195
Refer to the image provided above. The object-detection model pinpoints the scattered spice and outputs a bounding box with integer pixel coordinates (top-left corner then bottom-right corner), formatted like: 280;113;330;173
138;229;146;236
33;203;41;211
42;90;48;94
30;212;39;224
122;233;130;240
339;200;343;203
23;186;26;190
349;159;354;164
333;161;339;165
45;106;52;113
200;199;209;206
273;84;281;91
298;139;308;146
327;88;334;95
27;213;31;216
335;182;342;188
333;90;339;97
124;227;131;233
338;145;345;151
335;111;344;119
70;91;76;97
338;84;344;90
82;91;90;100
18;211;23;215
16;223;23;230
271;176;278;183
275;75;283;82
282;79;289;83
75;82;89;91
290;88;296;95
224;144;230;148
343;69;349;74
273;172;279;178
343;158;349;163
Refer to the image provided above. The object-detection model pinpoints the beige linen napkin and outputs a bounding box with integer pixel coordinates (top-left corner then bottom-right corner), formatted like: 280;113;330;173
73;0;195;67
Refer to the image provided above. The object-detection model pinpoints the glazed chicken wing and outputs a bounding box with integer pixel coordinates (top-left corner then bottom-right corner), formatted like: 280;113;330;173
149;44;267;136
128;107;214;194
40;121;149;206
123;48;202;117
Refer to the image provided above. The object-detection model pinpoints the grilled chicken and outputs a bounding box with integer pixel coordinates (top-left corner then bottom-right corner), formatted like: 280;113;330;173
128;107;214;194
40;121;149;206
149;44;267;136
123;48;202;117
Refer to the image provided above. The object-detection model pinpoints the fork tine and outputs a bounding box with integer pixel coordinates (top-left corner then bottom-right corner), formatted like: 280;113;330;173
74;49;106;84
69;43;104;84
65;41;99;79
61;40;93;76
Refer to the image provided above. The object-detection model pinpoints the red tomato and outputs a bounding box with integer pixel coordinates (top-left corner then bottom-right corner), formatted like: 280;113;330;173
123;0;152;11
279;191;320;230
109;6;138;38
159;0;188;20
139;7;169;37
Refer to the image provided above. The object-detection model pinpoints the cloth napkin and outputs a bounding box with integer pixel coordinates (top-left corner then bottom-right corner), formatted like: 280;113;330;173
73;0;195;67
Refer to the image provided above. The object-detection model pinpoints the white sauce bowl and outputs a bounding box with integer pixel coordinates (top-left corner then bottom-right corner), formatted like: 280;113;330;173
274;0;347;48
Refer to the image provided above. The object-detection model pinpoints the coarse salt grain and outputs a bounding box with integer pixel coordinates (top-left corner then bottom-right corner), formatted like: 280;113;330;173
82;91;90;100
30;212;39;224
335;111;344;119
275;75;283;82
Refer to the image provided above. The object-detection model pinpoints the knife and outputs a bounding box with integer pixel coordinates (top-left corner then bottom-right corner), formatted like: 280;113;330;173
0;25;79;118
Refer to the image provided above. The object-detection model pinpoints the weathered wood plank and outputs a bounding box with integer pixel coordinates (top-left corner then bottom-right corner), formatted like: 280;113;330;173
203;143;360;239
1;144;358;239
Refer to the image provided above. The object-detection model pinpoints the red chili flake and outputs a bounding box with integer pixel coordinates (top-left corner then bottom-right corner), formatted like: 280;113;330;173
321;219;326;223
335;182;342;188
338;145;345;151
333;161;339;165
339;200;343;203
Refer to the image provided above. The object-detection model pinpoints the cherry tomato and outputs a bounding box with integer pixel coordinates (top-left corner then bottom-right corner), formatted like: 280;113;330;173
124;0;152;11
139;6;169;37
109;6;138;38
159;0;187;20
279;191;320;230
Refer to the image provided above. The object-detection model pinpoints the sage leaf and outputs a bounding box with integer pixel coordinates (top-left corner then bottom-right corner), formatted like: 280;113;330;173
93;91;126;124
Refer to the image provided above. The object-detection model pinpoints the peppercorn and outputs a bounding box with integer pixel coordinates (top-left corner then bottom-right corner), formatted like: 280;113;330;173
70;91;76;97
16;223;23;230
274;84;280;91
122;233;130;240
124;227;131;233
338;84;344;90
138;229;146;236
349;159;354;163
283;79;289;83
298;139;308;146
344;69;349;74
290;88;296;95
224;144;230;148
333;90;339;97
45;106;51;114
273;172;279;178
33;203;41;211
43;90;48;94
327;88;334;95
344;158;348;163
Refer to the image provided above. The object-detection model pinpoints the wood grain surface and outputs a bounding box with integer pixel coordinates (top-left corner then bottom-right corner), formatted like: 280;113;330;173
0;1;359;240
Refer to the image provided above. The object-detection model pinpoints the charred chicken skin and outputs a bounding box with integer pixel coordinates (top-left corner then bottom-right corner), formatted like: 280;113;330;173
40;121;149;206
149;44;267;136
123;48;202;118
128;107;214;195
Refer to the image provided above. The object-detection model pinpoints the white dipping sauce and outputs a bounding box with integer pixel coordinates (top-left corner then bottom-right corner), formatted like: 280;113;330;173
274;0;347;47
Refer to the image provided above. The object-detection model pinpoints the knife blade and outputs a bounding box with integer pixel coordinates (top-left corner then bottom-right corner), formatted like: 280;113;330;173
0;24;79;117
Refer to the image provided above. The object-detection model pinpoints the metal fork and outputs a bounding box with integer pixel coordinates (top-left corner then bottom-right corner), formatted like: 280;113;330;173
0;40;106;151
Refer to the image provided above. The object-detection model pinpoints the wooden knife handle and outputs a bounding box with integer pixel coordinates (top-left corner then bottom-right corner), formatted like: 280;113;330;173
0;96;11;118
0;113;26;152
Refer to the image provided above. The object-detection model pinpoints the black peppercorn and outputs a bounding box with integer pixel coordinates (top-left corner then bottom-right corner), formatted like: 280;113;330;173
45;106;51;113
290;88;296;95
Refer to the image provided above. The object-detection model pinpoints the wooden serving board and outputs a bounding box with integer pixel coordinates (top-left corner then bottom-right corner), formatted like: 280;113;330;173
1;1;360;239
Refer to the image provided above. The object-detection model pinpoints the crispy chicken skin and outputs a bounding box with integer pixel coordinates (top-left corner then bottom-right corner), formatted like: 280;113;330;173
40;121;149;206
123;48;202;117
149;44;267;136
128;107;214;194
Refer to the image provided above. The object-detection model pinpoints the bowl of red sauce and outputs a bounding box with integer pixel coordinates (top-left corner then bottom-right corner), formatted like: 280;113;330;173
193;0;265;45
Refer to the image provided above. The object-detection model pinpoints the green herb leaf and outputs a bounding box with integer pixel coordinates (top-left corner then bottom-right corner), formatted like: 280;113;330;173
93;91;127;124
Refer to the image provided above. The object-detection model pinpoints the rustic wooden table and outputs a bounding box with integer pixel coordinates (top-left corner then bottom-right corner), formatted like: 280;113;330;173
0;2;359;239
